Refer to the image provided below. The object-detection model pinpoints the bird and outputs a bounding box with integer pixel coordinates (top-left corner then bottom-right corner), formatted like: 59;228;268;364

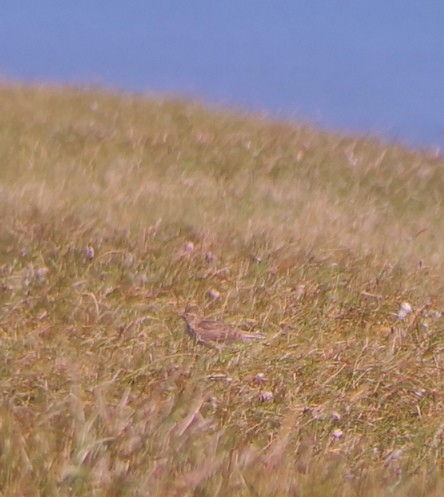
179;312;264;346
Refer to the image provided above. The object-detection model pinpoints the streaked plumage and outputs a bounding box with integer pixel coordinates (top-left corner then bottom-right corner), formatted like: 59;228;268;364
180;312;264;345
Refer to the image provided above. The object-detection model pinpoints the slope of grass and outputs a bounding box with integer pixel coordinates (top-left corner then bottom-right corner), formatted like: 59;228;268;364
0;83;444;496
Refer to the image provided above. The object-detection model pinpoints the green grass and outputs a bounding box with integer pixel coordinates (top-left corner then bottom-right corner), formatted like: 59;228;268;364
1;82;444;496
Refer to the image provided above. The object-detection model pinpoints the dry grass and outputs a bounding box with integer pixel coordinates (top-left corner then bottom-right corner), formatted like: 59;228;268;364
1;82;444;496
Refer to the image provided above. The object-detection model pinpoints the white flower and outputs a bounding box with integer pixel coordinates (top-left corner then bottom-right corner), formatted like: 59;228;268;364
332;429;344;439
85;245;95;261
398;302;413;319
254;373;266;383
35;267;49;280
259;391;273;402
184;241;194;253
207;289;221;300
331;411;341;422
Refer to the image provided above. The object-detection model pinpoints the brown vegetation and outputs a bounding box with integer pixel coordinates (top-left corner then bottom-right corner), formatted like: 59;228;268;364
0;83;444;495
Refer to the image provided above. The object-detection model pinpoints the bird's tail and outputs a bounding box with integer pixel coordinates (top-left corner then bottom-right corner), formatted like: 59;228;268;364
243;332;265;341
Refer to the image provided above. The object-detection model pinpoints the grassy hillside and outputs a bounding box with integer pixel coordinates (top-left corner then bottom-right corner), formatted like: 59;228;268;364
1;83;444;496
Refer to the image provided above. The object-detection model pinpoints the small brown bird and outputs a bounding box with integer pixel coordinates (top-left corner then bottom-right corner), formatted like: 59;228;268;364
180;312;264;346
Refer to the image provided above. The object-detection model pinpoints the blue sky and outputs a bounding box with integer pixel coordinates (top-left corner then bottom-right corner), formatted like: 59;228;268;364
1;1;443;148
